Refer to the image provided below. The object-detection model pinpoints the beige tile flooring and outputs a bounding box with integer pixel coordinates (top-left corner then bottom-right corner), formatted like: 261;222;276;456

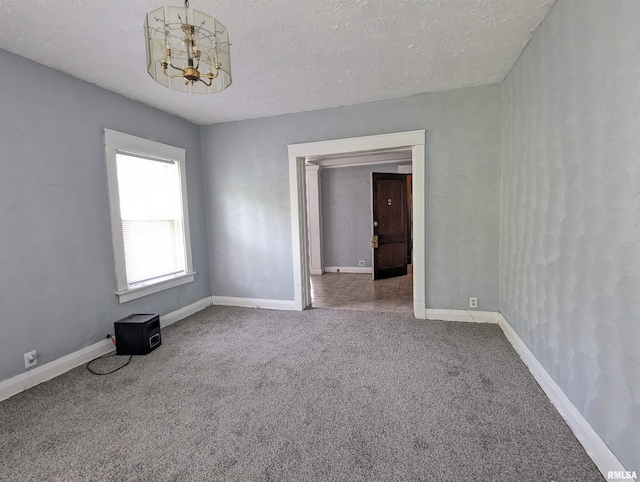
310;269;413;313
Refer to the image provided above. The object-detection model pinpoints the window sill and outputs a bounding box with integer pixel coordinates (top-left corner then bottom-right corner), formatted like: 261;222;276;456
116;272;195;303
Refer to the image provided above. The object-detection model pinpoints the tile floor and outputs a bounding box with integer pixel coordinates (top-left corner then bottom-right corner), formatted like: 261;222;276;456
310;268;413;313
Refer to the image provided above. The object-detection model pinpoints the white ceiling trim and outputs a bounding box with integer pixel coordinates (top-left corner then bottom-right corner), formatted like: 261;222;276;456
306;148;412;169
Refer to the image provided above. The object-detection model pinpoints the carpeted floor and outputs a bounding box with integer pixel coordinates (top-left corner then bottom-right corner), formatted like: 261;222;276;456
0;306;602;481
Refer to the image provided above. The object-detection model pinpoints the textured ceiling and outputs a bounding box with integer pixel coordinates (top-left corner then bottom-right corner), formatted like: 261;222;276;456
0;0;555;125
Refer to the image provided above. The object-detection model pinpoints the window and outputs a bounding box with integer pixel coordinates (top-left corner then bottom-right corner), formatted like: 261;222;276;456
104;129;194;303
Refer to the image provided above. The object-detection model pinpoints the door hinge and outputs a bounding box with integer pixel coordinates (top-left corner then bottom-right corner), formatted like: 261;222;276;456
371;235;379;248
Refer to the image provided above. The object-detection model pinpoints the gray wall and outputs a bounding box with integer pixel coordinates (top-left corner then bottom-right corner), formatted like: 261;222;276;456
0;50;211;382
2;2;637;471
500;0;640;471
201;85;502;309
321;163;404;268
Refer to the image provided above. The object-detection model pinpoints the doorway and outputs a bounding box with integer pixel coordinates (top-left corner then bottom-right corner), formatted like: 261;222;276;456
288;130;426;318
307;163;413;313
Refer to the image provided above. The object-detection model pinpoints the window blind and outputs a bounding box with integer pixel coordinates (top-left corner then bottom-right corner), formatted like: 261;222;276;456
116;153;185;286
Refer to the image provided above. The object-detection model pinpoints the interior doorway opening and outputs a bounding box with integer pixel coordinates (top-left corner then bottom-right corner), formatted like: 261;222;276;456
288;130;426;318
305;155;414;313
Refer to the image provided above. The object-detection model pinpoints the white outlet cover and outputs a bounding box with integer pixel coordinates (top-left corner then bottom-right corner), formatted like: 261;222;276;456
469;297;478;308
24;350;37;369
358;260;366;267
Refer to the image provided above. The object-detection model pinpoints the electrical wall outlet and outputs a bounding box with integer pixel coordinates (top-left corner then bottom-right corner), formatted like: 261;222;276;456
358;260;365;267
24;350;37;369
469;297;478;309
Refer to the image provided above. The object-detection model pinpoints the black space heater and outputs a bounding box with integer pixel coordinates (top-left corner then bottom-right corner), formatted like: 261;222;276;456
114;314;161;356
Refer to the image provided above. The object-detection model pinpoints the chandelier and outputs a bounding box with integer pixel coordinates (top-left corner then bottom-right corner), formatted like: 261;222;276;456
144;0;231;94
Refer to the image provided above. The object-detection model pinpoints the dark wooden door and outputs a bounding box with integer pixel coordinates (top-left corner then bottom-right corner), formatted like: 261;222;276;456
372;173;408;279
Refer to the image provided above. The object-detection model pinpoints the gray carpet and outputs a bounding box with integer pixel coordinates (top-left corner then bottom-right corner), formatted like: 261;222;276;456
0;306;602;481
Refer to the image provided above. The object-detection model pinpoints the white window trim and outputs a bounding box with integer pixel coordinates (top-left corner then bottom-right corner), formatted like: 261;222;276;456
104;129;195;303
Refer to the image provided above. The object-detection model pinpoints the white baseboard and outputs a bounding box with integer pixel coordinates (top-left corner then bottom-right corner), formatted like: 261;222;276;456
0;297;213;402
310;268;324;276
414;303;426;319
324;266;373;274
498;313;627;479
211;296;296;311
0;339;115;402
160;296;212;328
426;309;499;324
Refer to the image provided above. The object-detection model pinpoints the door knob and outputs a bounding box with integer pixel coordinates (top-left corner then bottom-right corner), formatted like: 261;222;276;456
373;221;378;227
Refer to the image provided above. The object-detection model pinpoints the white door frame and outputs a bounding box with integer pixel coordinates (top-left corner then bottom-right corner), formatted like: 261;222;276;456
305;165;324;275
288;130;426;318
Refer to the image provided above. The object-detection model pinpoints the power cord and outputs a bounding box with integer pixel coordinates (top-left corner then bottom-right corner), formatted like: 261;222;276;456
86;335;133;375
